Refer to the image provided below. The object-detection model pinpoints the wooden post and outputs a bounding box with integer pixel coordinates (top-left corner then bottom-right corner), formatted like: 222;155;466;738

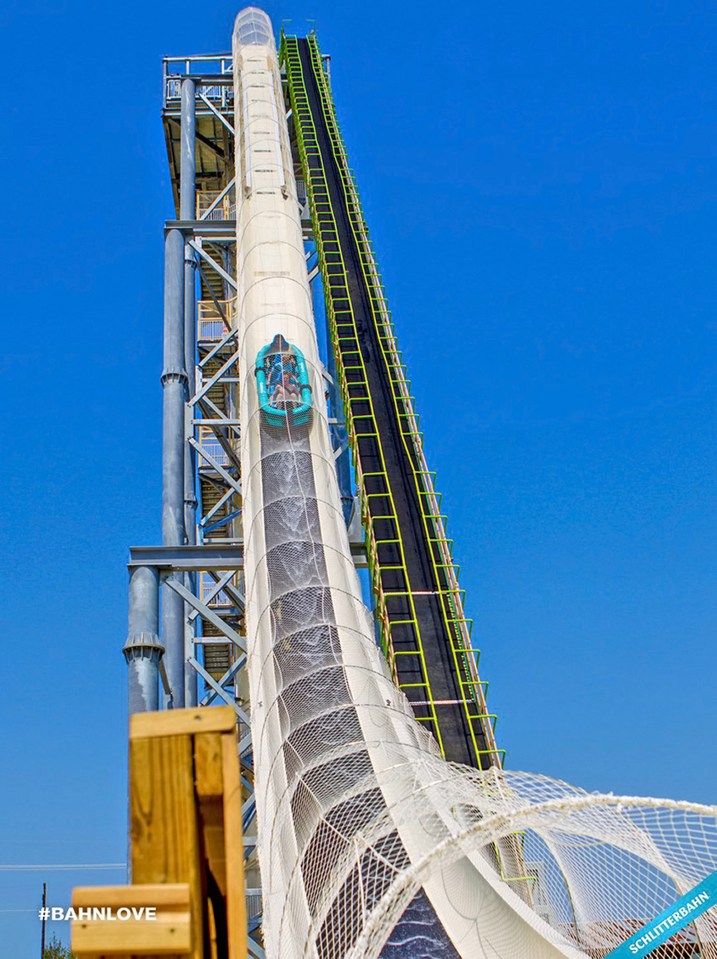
72;707;248;959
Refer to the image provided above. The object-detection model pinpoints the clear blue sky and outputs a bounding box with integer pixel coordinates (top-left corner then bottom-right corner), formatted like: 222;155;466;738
1;0;715;953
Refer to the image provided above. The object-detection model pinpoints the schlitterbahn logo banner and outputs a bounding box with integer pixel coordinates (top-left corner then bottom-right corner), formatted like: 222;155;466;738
606;870;717;957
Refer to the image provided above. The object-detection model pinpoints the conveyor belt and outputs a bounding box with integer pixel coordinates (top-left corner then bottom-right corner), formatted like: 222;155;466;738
284;36;498;768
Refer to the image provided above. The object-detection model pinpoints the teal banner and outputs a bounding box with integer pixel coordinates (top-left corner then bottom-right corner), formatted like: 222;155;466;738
606;870;717;958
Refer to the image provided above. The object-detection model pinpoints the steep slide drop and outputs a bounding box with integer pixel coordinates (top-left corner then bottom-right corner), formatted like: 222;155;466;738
233;7;594;959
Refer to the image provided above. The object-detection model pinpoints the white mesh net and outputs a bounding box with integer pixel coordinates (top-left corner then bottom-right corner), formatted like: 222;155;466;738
347;767;717;958
232;9;717;958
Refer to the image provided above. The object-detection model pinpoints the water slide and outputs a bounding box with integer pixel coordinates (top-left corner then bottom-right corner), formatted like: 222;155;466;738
232;9;717;959
231;9;592;958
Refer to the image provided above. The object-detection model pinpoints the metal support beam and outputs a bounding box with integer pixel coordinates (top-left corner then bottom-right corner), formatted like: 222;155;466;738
198;324;237;368
199;177;236;221
189;238;238;290
167;219;236;238
164;576;246;652
247;937;266;959
129;541;367;571
198;90;236;135
189;436;242;495
162;227;187;707
186;571;244;621
129;544;244;571
188;656;249;723
181;78;198;709
190;347;240;406
123;565;162;714
180;79;197;222
196;486;235;531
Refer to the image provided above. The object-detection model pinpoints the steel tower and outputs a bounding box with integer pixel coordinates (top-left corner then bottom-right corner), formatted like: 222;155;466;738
124;13;502;956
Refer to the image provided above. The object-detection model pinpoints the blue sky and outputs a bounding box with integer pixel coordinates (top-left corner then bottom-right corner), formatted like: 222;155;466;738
1;0;716;953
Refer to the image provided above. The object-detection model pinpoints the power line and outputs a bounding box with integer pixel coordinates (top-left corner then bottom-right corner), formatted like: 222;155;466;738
0;864;126;872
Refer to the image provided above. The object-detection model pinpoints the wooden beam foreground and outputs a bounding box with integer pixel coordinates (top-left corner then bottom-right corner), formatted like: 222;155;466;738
70;884;191;956
72;707;248;959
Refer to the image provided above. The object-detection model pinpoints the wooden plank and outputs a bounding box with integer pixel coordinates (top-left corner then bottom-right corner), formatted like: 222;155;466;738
195;732;228;897
222;731;248;959
200;800;227;898
73;884;190;908
131;706;236;740
72;882;191;958
72;913;190;955
208;898;219;959
130;734;204;959
194;732;224;798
